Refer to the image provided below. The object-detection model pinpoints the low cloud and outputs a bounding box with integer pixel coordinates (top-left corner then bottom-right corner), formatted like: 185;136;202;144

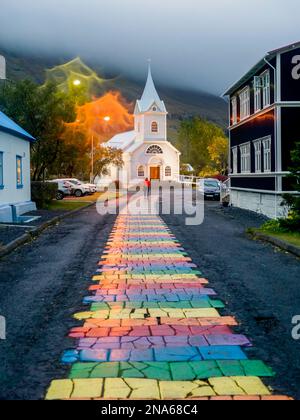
0;0;299;94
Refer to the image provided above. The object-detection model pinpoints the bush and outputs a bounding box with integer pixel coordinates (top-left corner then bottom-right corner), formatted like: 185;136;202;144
261;219;285;232
280;142;300;231
279;210;300;231
31;182;58;209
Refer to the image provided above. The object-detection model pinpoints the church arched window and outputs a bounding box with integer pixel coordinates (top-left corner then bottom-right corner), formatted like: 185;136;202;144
151;121;158;133
146;145;163;155
137;165;145;177
165;166;172;177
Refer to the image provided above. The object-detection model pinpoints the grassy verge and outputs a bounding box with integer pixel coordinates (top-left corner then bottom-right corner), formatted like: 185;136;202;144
258;229;300;248
45;201;90;212
45;191;122;212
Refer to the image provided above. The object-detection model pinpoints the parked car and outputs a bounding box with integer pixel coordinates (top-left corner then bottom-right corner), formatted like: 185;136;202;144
62;179;96;195
52;179;90;198
48;180;73;201
200;178;221;201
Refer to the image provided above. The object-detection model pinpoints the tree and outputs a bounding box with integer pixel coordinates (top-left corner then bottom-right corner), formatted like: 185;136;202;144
0;80;76;180
176;117;228;173
93;147;123;181
208;136;229;175
281;142;300;230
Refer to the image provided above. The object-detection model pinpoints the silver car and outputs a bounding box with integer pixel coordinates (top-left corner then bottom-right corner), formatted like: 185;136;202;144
48;180;73;200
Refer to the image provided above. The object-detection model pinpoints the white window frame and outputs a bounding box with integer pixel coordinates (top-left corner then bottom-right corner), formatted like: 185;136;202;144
137;165;145;178
261;70;271;108
254;82;262;113
146;145;163;155
231;96;237;125
151;121;159;133
239;87;250;120
232;147;238;174
165;166;172;177
262;136;272;173
240;142;251;174
253;140;262;173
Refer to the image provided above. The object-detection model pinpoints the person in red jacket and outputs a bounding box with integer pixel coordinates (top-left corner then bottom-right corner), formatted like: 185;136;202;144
144;178;151;198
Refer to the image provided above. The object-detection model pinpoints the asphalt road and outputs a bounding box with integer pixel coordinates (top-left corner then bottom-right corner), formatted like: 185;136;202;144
0;202;299;400
0;206;116;400
162;202;300;400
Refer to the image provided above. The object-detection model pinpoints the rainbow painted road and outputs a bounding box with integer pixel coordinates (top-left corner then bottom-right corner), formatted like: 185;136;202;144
45;215;292;400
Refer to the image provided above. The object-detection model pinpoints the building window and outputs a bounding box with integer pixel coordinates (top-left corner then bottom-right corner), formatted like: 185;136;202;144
146;145;163;155
137;165;145;177
165;166;172;177
240;143;251;173
262;137;272;172
231;97;237;125
254;80;262;113
151;122;158;133
232;147;238;174
261;70;271;108
0;152;4;188
16;156;23;189
253;140;262;173
239;87;250;120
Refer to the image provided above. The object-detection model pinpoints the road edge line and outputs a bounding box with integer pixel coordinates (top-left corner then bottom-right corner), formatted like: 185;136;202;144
247;229;300;258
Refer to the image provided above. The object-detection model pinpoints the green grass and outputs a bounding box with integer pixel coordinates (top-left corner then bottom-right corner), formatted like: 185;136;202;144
261;230;300;248
46;201;90;212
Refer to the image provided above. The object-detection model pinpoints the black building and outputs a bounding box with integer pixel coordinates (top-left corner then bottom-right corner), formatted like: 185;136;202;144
223;42;300;218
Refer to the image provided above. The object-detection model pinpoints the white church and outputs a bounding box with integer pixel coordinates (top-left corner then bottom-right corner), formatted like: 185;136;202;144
102;65;181;186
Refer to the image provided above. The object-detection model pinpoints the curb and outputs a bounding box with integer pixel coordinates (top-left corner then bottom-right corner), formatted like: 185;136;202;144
0;202;95;259
248;229;300;258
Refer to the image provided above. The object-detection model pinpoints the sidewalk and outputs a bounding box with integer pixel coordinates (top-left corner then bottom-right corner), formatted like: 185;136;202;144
45;214;292;400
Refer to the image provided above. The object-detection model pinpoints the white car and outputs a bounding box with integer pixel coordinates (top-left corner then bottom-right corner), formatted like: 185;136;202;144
53;179;91;198
66;179;96;195
47;180;73;200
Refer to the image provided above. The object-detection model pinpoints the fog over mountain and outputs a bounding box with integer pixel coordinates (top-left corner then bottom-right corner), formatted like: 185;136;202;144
0;0;299;95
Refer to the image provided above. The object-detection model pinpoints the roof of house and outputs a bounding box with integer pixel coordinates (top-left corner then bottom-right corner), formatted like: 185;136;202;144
0;111;35;142
106;130;137;151
223;41;300;97
135;65;167;113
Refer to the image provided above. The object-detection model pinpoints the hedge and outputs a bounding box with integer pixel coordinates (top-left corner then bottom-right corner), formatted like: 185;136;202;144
31;182;58;209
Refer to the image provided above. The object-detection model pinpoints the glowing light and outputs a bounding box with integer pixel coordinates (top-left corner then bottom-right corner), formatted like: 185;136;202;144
45;57;110;97
64;92;134;144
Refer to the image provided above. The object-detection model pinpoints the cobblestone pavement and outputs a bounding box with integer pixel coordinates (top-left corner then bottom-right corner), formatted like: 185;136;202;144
45;215;292;400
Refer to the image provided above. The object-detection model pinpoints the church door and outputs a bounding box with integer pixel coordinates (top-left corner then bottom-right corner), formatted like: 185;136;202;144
150;167;161;180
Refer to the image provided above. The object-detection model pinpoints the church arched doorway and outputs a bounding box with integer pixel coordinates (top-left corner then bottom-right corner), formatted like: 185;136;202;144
148;156;163;180
150;166;161;180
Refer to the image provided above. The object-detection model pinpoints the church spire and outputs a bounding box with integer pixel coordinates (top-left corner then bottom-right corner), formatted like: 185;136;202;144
136;61;167;113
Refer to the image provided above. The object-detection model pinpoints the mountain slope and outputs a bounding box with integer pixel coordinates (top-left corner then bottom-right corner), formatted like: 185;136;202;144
0;48;228;142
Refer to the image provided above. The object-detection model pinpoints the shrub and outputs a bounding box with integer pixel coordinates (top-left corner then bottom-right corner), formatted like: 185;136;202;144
31;182;57;209
280;141;300;231
261;219;285;233
279;210;300;231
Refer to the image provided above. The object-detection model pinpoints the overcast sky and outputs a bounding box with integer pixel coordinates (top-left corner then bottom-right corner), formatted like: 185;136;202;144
0;0;299;94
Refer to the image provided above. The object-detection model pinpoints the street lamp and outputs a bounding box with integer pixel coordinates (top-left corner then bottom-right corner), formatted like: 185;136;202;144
73;79;81;86
90;116;111;183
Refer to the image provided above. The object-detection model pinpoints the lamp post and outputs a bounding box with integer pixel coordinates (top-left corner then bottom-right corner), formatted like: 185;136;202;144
73;79;81;87
90;116;111;183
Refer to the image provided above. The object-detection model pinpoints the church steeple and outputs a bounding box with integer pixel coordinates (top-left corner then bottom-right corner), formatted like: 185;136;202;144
135;62;167;114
